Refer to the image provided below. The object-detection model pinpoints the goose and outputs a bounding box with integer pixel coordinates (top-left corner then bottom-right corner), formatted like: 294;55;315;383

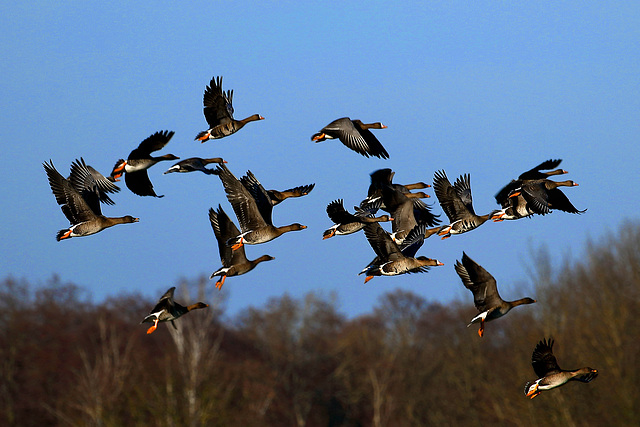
360;222;443;283
208;205;274;290
377;186;420;245
312;117;389;159
490;191;540;221
110;130;178;197
363;168;440;231
510;179;586;215
43;160;138;241
432;170;491;239
195;76;264;141
164;157;226;174
239;170;314;207
141;287;208;334
263;184;316;206
365;168;431;202
495;159;568;206
524;338;598;399
495;159;568;208
212;164;306;250
454;252;536;337
322;199;392;239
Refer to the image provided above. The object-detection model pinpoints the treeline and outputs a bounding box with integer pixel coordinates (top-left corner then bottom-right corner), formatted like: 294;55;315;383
2;222;640;426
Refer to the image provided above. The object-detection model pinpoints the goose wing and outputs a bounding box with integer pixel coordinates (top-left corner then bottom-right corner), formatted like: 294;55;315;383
209;206;248;267
69;158;119;205
44;160;100;223
240;170;275;224
433;170;466;222
547;188;586;214
124;169;161;198
326;199;358;224
129;130;175;159
363;222;402;261
454;252;504;312
519;159;563;180
531;338;561;377
203;76;234;127
214;164;269;232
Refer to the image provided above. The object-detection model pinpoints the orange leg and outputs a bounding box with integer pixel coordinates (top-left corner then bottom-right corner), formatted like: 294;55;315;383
231;237;244;251
146;318;159;334
478;319;485;337
364;275;374;284
215;275;227;290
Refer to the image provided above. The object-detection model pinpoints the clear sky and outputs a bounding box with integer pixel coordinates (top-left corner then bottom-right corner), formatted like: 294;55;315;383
1;1;638;318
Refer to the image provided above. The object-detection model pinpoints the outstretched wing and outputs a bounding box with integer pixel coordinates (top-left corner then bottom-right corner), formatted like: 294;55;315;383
454;252;503;313
209;205;247;267
129;130;175;159
531;338;561;378
43;160;100;224
213;164;269;232
203;76;234;127
240;170;274;225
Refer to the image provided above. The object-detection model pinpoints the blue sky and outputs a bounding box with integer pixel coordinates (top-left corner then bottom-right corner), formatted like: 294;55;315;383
1;2;638;318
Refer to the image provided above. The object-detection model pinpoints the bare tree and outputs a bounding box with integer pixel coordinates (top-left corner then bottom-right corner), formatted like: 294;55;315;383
163;277;226;427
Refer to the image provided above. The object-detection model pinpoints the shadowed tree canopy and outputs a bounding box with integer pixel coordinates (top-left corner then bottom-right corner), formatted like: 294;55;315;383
1;221;639;426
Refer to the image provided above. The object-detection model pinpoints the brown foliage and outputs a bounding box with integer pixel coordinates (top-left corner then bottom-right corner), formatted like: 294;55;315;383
1;222;640;425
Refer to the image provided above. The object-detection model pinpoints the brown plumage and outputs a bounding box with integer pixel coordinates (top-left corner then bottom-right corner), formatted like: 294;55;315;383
43;160;138;241
495;159;568;206
68;157;120;205
266;184;316;206
360;222;443;283
212;164;306;250
490;191;540;221
510;179;586;215
110;130;179;197
312;117;389;159
195;76;264;141
362;169;440;236
322;199;393;239
141;287;208;334
432;170;491;239
454;252;536;337
524;338;598;399
164;157;227;174
208;205;274;290
239;170;314;207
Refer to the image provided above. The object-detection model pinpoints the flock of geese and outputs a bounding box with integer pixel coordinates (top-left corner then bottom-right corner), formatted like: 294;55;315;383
43;75;597;399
